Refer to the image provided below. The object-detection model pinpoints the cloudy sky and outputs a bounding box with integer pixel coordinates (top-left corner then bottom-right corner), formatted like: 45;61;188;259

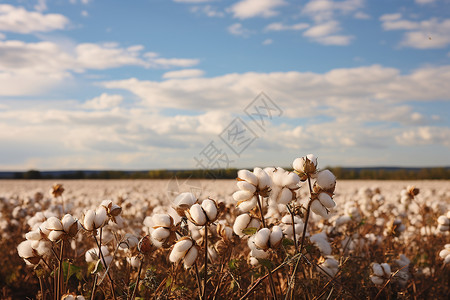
0;0;449;171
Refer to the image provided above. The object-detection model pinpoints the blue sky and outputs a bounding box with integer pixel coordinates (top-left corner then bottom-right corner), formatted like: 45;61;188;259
0;0;449;171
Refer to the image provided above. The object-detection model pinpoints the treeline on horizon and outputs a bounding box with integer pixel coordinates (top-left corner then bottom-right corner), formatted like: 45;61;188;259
4;166;450;180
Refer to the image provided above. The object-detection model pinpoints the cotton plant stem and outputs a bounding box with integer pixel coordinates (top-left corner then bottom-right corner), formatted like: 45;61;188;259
194;262;203;300
286;205;298;254
256;193;278;300
130;257;143;300
93;233;117;300
203;225;208;300
285;176;314;300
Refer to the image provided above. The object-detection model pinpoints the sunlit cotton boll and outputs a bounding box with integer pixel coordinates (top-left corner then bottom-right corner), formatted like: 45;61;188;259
318;193;336;209
280;214;305;241
439;244;450;265
370;262;391;285
201;199;218;222
237;195;257;213
173;192;197;216
17;240;40;265
248;236;269;259
233;214;261;237
315;170;336;191
253;167;271;190
311;199;329;219
186;203;207;226
169;237;198;268
310;232;332;256
85;246;109;263
437;214;449;232
237;169;258;187
318;256;339;277
292;154;318;176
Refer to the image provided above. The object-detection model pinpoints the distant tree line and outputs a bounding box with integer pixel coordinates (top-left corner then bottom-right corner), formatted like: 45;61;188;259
5;167;450;180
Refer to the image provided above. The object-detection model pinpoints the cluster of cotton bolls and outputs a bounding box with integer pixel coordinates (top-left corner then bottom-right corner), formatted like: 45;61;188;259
370;262;391;285
437;211;450;232
439;244;450;265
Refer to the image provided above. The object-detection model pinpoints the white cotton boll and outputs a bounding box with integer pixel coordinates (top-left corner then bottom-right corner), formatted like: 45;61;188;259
173;238;193;254
183;246;198;268
254;167;271;189
201;199;218;221
85;248;98;263
48;230;64;242
271;168;286;186
381;263;391;275
310;233;331;255
237;169;258;186
153;214;172;227
270;226;283;248
174;192;197;207
237;196;257;212
315;170;336;190
17;240;35;259
249;256;260;266
318;193;335;209
444;255;450;265
437;215;449;225
101;199;112;208
114;215;125;228
254;228;270;249
248;218;261;230
94;207;108;228
188;204;207;226
84;210;96;231
278;188;292;205
283;172;300;188
335;215;351;226
372;263;384;277
233;214;251;236
248;237;269;259
129;256;141;268
439;248;450;259
25;230;41;241
237;181;256;193
311;200;328;218
61;214;77;232
370;275;384;285
35;240;52;256
151;227;171;242
46;217;63;231
292;157;305;173
323;257;339;269
233;190;254;202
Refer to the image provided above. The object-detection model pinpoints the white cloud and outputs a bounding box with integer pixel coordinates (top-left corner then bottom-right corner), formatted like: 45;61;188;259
228;23;252;37
396;127;450;146
0;4;69;34
303;20;339;37
229;0;287;19
415;0;437;4
265;22;309;31
83;93;124;110
0;40;199;96
380;15;450;49
302;0;364;22
190;5;225;17
34;0;48;12
81;10;89;17
162;69;205;79
262;38;273;45
354;11;370;20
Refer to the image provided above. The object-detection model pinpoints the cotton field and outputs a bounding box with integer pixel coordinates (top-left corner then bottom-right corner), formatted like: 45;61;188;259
1;156;449;299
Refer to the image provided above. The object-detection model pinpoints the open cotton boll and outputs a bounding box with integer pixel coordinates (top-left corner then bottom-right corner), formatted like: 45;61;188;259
315;170;336;190
174;192;197;209
278;188;292;204
380;263;391;275
318;193;336;209
153;214;172;228
233;214;251;236
283;172;300;189
25;230;42;241
46;217;63;231
253;167;271;189
269;226;283;248
187;204;207;226
254;228;270;249
48;230;64;242
248;237;269;259
310;232;332;255
233;190;254;202
173;238;193;254
83;210;95;231
152;227;170;242
372;263;384;277
237;169;258;186
271;168;286;186
94;207;108;228
237;181;256;193
201;199;218;221
17;240;35;261
370;275;385;285
237;196;257;212
311;200;328;218
183;246;198;268
62;214;77;232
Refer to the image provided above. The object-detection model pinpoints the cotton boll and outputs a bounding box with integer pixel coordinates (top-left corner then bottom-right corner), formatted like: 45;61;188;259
46;217;63;231
270;226;283;248
174;192;197;207
237;181;256;193
233;190;254;202
237;196;257;213
310;232;332;255
152;227;171;242
35;240;52;256
237;170;258;186
254;228;270;250
318;193;335;209
25;230;42;241
283;172;300;189
201;199;218;222
128;256;141;268
83;210;96;231
94;207;108;228
381;263;391;275
370;275;385;285
173;238;193;254
253;167;270;189
233;214;251;236
315;170;336;191
17;240;35;260
271;168;286;187
183;246;198;268
311;200;328;218
278;188;292;205
372;263;384;277
187;204;207;226
153;214;172;228
48;230;64;242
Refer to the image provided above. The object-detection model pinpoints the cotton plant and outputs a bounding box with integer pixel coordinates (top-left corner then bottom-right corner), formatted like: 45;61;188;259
439;244;450;265
248;226;283;266
370;262;391;285
169;237;199;269
437;211;450;232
